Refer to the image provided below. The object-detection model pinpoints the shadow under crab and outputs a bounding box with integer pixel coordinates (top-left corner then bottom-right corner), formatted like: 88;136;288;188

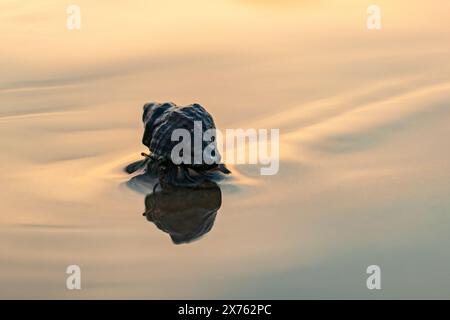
143;181;222;245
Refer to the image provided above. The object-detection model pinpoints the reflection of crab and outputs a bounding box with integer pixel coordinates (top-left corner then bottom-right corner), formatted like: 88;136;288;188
143;181;222;245
126;102;230;187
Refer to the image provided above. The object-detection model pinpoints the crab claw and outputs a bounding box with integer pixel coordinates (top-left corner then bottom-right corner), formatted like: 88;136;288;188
217;164;231;174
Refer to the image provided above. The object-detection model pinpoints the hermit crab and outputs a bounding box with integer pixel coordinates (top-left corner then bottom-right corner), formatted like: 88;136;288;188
126;102;230;187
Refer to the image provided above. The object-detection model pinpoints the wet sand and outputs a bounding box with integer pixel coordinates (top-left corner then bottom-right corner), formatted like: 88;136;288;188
1;0;450;298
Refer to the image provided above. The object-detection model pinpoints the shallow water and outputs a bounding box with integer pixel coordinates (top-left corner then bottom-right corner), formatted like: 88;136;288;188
1;0;450;298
